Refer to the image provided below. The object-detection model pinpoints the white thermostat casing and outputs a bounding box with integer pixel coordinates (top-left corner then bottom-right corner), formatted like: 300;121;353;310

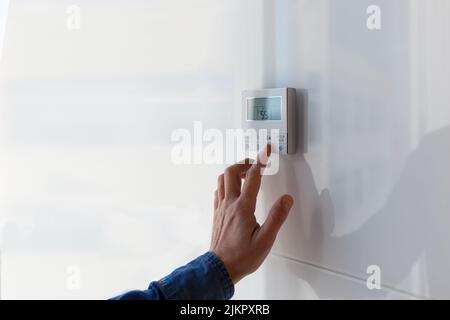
242;88;297;154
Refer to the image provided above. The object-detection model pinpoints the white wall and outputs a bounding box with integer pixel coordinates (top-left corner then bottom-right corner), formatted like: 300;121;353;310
238;0;450;300
0;0;449;300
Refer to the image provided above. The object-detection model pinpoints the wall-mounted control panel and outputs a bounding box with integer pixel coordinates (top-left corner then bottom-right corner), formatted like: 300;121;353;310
242;88;297;154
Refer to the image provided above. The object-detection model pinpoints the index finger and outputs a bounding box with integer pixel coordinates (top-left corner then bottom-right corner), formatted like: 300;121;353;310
224;158;253;199
240;144;272;204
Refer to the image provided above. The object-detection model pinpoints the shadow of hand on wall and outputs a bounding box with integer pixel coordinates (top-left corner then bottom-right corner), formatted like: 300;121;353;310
261;125;450;299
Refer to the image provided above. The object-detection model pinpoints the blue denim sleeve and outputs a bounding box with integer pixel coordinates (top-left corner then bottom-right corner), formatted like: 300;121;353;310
112;252;234;300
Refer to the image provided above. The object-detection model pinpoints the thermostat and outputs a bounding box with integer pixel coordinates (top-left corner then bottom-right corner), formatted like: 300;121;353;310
242;88;297;154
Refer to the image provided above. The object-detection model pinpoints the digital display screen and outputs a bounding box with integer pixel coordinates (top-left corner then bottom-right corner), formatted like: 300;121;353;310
246;97;282;121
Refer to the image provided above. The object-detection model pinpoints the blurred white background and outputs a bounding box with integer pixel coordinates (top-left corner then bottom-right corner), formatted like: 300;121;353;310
0;0;257;299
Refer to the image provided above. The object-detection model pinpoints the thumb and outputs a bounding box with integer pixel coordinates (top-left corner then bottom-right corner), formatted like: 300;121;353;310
256;195;294;248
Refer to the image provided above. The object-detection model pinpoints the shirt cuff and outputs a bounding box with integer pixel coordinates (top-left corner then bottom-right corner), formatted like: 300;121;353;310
152;251;235;300
205;251;235;299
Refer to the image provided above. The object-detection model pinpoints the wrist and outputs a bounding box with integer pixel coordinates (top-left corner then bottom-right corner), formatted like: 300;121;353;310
211;250;242;284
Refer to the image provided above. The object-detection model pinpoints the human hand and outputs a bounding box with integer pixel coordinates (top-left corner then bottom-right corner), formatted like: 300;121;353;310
210;145;294;284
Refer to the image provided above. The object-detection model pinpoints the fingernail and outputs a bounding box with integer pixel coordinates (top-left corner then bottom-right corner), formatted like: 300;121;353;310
283;196;294;210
